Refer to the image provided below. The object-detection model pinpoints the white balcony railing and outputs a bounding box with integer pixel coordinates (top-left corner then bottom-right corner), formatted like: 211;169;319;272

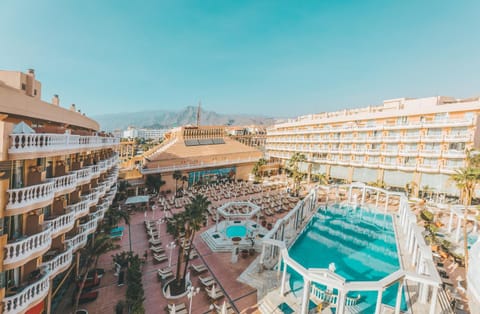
50;173;77;195
4;228;52;266
79;219;98;235
141;157;260;174
89;164;101;178
3;273;50;314
42;249;73;278
73;168;92;184
6;181;55;211
8;133;119;155
65;233;88;252
44;212;75;237
67;200;90;219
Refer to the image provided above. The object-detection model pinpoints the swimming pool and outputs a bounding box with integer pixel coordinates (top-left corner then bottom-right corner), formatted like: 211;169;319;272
287;204;407;313
226;225;248;238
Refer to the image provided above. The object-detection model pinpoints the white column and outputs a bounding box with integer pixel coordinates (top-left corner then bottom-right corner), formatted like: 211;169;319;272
455;217;462;242
259;243;266;265
300;279;311;314
280;261;288;295
361;186;366;205
337;290;347;314
375;192;379;208
394;280;404;314
385;194;389;212
347;185;352;203
375;289;383;314
448;211;454;233
429;286;439;314
277;253;282;276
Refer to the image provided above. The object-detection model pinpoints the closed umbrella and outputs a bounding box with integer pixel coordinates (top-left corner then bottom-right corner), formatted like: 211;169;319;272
169;303;176;314
220;301;228;314
210;284;217;299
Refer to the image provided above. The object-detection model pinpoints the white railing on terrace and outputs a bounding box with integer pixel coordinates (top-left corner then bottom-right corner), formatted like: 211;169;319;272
65;233;88;252
44;212;75;237
3;272;50;314
79;219;98;235
81;191;100;207
8;133;119;154
50;173;77;194
4;228;52;265
42;249;73;278
73;168;91;183
141;156;260;174
6;181;55;211
67;200;90;218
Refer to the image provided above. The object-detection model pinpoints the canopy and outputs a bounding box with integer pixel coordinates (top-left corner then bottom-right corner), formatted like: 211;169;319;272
125;195;150;205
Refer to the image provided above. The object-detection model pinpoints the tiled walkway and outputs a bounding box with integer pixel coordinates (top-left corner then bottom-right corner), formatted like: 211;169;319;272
62;202;264;313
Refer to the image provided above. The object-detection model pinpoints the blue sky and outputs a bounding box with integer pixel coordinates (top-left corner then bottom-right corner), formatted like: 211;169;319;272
1;0;479;118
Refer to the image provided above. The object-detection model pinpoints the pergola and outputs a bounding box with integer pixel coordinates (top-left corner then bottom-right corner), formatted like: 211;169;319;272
215;201;262;232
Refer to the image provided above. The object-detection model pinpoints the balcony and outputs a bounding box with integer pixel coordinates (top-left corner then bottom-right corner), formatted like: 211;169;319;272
65;233;88;252
8;133;119;159
67;200;90;219
44;211;75;237
6;181;55;215
442;150;466;159
79;218;98;235
417;165;439;173
418;150;441;158
364;161;379;168
3;228;52;269
351;149;366;155
381;163;397;170
421;135;443;143
73;168;92;185
444;134;472;142
350;160;364;167
422;118;474;128
89;164;101;178
81;191;100;208
42;249;73;279
383;136;400;143
399;149;418;157
440;165;461;174
365;149;380;156
381;149;398;156
3;273;50;314
141;156;261;174
397;164;417;172
50;173;77;196
401;135;421;143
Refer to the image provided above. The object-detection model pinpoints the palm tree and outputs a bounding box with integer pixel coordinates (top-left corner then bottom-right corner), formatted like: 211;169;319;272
172;170;182;197
145;174;165;195
73;234;117;312
312;173;329;185
181;175;188;191
449;166;480;271
109;206;132;252
287;153;307;193
117;180;131;201
252;158;267;181
166;194;211;294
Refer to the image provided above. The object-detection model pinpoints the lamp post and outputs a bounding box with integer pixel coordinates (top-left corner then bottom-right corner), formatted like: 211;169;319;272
187;286;200;314
156;218;165;236
167;241;176;267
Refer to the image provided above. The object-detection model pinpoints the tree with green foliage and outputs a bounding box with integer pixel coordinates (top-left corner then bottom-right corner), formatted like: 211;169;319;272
286;153;307;193
145;174;165;194
181;175;188;191
73;234;117;313
125;254;145;314
252;158;267;181
449;152;480;271
166;194;211;294
172;170;182;197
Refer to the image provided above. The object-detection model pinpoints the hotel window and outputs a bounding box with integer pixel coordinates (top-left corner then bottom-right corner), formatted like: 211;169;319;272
427;128;442;136
423;158;438;166
397;116;408;125
434;112;449;121
464;112;474;121
21;83;26;90
424;143;440;151
371;143;380;150
450;127;468;136
449;142;465;151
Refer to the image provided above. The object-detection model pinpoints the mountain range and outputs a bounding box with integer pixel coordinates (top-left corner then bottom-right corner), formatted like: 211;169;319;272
92;106;277;131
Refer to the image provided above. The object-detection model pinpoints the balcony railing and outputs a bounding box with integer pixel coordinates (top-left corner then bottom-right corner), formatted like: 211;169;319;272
67;200;90;219
8;133;119;156
141;156;260;174
44;212;75;237
50;173;77;196
3;273;50;314
6;181;55;213
4;228;52;266
65;233;88;252
42;249;73;279
73;168;92;184
81;191;100;208
79;219;98;235
89;164;101;178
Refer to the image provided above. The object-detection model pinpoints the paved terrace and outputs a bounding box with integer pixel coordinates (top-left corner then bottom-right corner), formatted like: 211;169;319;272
59;183;296;314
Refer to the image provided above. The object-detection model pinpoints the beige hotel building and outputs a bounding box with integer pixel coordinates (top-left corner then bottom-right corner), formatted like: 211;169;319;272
266;96;480;196
0;70;119;313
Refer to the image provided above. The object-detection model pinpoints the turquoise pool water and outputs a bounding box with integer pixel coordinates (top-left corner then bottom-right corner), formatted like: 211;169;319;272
287;204;407;313
226;225;247;238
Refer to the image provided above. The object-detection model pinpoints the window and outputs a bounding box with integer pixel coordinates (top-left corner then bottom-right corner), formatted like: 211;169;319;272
464;112;474;121
21;83;26;90
449;142;465;151
33;89;37;96
397;116;408;124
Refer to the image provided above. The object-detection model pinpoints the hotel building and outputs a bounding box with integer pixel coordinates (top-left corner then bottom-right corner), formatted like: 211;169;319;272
266;96;480;195
0;70;119;313
140;125;262;191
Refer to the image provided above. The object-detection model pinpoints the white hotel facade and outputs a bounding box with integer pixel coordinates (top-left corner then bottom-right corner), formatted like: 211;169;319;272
266;96;480;196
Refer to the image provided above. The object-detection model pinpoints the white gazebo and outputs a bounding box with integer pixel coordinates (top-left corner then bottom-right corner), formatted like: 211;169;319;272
215;201;262;232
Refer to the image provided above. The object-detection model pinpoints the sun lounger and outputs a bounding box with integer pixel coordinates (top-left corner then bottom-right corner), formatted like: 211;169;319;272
168;303;186;311
206;286;224;300
150;246;165;253
157;268;173;280
191;263;207;273
149;238;162;245
153;253;167;264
